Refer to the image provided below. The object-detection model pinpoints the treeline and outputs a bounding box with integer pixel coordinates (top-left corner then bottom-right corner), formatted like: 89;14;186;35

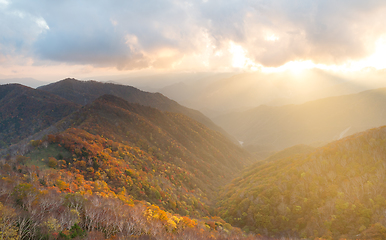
216;126;386;239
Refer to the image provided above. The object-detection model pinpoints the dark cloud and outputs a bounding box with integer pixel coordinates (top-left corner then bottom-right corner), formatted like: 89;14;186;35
1;0;386;69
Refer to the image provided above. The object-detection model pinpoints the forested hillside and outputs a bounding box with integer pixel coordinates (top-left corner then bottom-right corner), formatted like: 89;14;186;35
23;94;251;215
0;84;80;149
216;126;386;239
0;94;255;239
38;79;234;142
0;160;258;239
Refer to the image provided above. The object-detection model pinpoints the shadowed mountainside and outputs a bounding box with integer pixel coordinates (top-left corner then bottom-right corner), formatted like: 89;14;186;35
38;78;235;142
0;84;80;149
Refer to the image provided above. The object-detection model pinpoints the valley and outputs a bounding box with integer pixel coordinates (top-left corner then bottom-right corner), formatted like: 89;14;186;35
1;79;386;239
214;87;386;151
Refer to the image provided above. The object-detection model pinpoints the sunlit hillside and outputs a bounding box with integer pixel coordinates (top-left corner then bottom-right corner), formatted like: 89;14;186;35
216;126;386;239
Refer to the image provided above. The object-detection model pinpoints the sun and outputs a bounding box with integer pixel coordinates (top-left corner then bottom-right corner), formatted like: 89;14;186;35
228;42;318;73
228;42;258;70
352;35;386;70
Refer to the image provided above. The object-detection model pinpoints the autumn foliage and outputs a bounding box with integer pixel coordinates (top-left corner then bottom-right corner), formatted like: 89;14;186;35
0;94;257;239
0;159;262;239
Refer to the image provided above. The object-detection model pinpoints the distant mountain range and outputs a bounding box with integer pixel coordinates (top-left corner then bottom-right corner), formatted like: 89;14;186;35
214;87;386;150
0;77;48;88
159;69;386;118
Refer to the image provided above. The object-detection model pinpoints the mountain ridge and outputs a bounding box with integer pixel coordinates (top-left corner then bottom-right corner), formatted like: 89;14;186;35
38;78;236;143
214;87;386;150
0;83;80;149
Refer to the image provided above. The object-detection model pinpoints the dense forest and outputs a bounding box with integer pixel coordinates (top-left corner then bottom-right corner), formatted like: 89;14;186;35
216;126;386;239
0;160;262;239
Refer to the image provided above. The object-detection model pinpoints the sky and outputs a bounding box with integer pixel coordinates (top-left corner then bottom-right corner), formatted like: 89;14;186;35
1;0;386;82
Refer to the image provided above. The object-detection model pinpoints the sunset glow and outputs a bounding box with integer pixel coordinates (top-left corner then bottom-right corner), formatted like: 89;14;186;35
0;0;386;82
226;34;386;75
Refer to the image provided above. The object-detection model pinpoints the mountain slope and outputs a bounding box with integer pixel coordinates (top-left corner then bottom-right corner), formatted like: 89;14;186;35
38;78;235;142
214;87;386;150
0;84;80;149
0;95;255;239
23;94;251;217
216;125;386;239
259;144;315;165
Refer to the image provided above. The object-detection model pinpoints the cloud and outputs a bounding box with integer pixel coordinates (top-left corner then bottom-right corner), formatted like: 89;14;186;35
1;0;386;70
250;0;386;66
0;2;49;57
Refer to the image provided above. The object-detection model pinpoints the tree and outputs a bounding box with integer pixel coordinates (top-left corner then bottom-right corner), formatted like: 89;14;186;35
0;203;18;240
45;158;57;169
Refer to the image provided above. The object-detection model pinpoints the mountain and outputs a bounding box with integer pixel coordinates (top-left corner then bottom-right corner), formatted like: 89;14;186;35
19;94;252;217
38;78;235;142
158;73;234;101
0;84;80;149
0;77;48;88
0;94;254;240
216;125;386;239
112;72;227;91
214;87;386;150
